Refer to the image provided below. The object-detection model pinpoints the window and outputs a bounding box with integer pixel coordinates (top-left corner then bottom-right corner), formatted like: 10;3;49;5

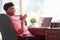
2;0;60;27
42;0;60;22
0;0;3;13
22;0;43;27
22;0;60;27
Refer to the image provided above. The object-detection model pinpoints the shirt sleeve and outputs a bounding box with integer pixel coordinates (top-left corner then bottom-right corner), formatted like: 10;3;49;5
12;20;21;31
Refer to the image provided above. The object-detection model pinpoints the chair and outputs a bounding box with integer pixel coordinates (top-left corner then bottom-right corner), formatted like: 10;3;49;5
20;36;34;40
0;14;17;40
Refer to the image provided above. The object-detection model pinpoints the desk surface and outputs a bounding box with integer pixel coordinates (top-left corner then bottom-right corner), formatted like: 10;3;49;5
28;28;60;36
28;28;60;40
28;28;47;35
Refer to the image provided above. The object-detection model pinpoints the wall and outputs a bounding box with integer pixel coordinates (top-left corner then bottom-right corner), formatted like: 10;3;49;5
0;0;2;13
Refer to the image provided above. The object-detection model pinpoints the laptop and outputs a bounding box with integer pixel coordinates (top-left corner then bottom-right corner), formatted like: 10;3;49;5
39;17;52;27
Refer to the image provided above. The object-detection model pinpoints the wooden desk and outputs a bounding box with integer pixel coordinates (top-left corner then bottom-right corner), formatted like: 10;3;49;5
28;28;60;40
28;28;46;36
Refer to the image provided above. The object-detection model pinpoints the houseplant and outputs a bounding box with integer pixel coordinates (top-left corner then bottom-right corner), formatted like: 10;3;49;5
30;18;36;27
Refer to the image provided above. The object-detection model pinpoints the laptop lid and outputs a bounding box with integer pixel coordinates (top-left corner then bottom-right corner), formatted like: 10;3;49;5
40;17;52;27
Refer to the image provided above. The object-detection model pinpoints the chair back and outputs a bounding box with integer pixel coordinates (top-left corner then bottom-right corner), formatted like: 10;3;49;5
0;14;17;40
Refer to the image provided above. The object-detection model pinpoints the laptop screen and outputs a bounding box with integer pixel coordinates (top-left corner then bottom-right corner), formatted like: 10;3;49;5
40;17;52;27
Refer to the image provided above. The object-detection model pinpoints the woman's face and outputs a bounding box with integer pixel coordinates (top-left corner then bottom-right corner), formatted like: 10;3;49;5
6;6;15;16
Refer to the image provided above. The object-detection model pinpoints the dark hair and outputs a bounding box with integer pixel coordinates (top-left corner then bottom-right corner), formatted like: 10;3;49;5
3;2;14;10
